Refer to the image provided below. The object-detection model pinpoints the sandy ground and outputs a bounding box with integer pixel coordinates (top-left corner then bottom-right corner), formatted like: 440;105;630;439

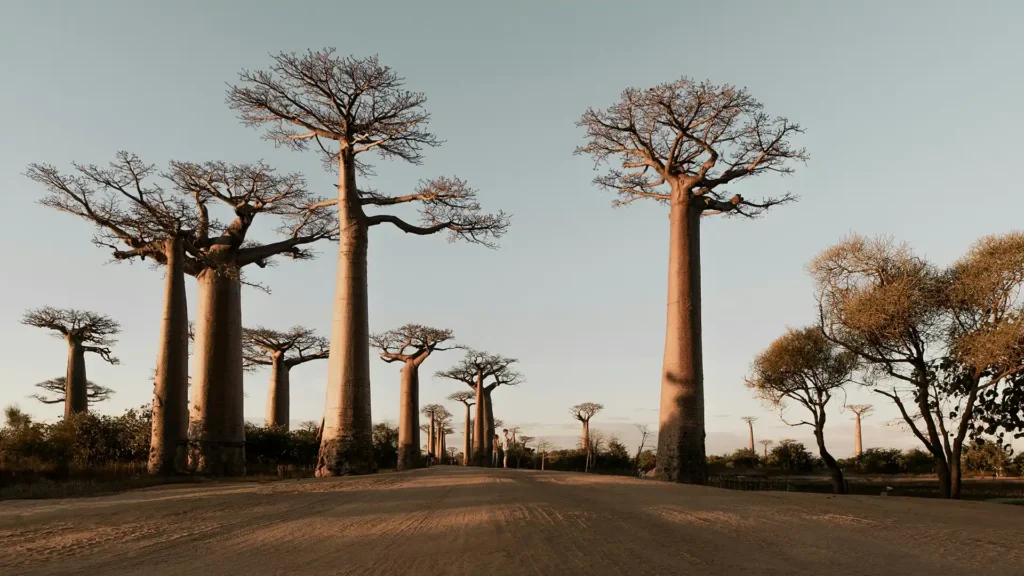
1;467;1022;576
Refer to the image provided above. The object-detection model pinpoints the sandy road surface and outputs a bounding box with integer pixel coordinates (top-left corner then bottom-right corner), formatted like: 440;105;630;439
1;467;1022;576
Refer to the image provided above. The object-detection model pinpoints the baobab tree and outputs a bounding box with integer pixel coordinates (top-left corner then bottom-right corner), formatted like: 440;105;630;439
758;439;774;459
421;404;444;462
577;80;807;484
436;350;522;466
741;416;758;451
25;154;197;475
433;406;453;459
21;308;119;418
448;390;476;466
242;326;329;430
747;326;858;494
30;377;114;406
227;49;510;477
847;404;874;457
570;402;604;472
169;160;337;476
372;325;457;470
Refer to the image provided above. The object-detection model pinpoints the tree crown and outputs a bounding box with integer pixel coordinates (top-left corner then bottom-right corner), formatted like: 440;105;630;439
241;326;329;369
446;390;475;405
435;349;524;391
371;324;457;365
570;402;603;422
30;377;114;405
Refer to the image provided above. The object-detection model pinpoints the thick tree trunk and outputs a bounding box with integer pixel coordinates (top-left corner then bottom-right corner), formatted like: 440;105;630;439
472;381;486;466
813;425;846;495
748;423;755;452
317;157;375;477
64;339;88;417
949;451;963;499
148;237;190;475
854;414;863;456
188;266;245;476
265;356;290;429
582;420;590;473
428;417;436;460
397;361;421;470
463;404;472;466
484;390;495;466
655;196;707;484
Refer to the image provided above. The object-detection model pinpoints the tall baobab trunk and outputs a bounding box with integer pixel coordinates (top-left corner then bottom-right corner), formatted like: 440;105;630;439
747;422;755;452
854;412;864;457
428;417;436;460
149;236;190;475
188;266;245;476
318;156;375;477
656;196;707;484
265;354;290;429
439;431;446;463
462;404;472;466
581;420;591;472
472;378;486;466
397;361;421;470
64;338;88;417
484;390;495;466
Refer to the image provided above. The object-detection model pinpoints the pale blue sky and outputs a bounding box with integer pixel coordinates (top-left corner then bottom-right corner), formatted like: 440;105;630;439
1;1;1022;457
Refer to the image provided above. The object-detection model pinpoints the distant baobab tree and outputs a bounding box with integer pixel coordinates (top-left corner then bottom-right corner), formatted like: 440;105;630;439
372;325;458;470
26;153;199;475
577;79;807;484
747;326;858;494
758;439;774;459
21;308;119;418
448;390;476;466
227;49;510;477
421;404;444;461
570;402;604;472
30;377;114;407
434;407;453;459
242;326;329;430
437;350;522;466
741;416;758;451
847;404;874;457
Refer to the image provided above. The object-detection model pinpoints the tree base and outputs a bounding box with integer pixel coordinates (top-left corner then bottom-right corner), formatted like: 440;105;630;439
316;437;377;477
148;441;189;476
396;446;422;471
188;440;245;477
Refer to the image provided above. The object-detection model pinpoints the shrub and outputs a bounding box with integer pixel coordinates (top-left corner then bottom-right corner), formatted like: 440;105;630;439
766;440;814;472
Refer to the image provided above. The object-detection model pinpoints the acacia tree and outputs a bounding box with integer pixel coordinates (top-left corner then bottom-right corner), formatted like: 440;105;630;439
740;416;758;451
758;439;773;459
747;327;858;494
170;161;337;476
227;49;510;477
633;424;652;474
30;377;114;406
448;390;476;466
811;233;1024;498
372;325;457;470
26;154;197;475
436;350;522;466
577;79;807;484
847;404;873;456
242;326;329;430
21;308;119;418
570;402;604;472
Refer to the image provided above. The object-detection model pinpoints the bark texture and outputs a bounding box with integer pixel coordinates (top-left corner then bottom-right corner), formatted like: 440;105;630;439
655;197;707;484
397;362;422;470
188;267;245;476
64;340;88;418
265;356;291;429
318;159;375;477
148;237;190;475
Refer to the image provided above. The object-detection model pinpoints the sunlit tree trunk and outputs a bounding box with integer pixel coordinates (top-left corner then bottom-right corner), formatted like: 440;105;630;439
188;266;245;476
484;390;495;466
656;193;707;484
149;236;190;475
397;361;421;470
265;355;290;429
64;339;88;417
318;155;376;477
854;413;863;456
582;420;591;473
472;378;486;466
462;404;472;466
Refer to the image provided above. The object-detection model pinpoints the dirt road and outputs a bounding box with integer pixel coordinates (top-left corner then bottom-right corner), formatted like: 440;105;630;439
1;467;1021;575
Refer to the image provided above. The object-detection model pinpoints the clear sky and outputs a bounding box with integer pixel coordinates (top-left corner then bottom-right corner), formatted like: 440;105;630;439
2;0;1022;458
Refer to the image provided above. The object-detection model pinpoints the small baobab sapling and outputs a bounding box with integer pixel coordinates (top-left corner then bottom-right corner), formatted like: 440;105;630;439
577;80;807;484
741;416;758;452
436;350;522;467
372;325;458;470
26;153;199;475
570;402;603;473
242;326;329;430
847;404;873;457
21;308;119;418
448;390;476;466
747;327;858;494
758;439;774;459
227;49;510;477
30;377;114;407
